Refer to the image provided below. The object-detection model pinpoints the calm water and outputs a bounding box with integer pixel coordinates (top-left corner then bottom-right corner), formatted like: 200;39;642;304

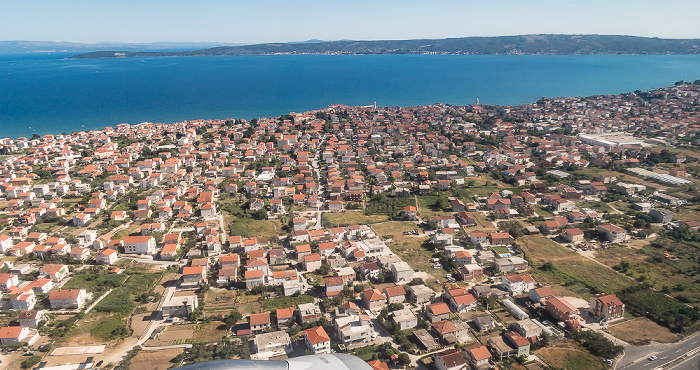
1;53;700;138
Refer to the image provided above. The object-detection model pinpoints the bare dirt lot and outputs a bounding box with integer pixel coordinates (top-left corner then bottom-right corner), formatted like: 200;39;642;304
156;273;177;294
0;352;30;370
145;324;194;346
608;317;680;344
131;348;184;370
492;309;518;326
131;311;156;338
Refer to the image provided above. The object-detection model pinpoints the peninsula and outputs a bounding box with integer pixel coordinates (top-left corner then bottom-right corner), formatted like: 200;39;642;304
70;34;700;58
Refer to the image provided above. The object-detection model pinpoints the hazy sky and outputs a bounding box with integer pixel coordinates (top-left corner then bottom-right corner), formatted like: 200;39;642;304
2;0;699;44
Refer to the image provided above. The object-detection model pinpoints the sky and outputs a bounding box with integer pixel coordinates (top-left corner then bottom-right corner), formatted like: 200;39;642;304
1;0;700;44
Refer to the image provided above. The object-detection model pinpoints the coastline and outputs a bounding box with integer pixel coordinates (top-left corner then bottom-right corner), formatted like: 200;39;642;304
2;53;700;139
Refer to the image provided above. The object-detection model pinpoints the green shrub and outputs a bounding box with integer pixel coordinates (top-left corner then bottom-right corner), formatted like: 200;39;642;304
22;355;42;369
91;318;131;340
617;283;700;333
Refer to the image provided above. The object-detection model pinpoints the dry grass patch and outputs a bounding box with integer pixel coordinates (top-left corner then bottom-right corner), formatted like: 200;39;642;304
472;212;497;232
204;288;250;313
234;293;264;316
416;195;444;217
192;320;228;343
130;348;184;370
323;211;389;227
535;341;606;370
226;217;282;238
608;317;680;344
674;207;700;224
520;236;634;296
519;235;576;261
60;312;127;345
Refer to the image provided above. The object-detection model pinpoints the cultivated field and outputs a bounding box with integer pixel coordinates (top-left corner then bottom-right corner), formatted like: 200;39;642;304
146;325;194;346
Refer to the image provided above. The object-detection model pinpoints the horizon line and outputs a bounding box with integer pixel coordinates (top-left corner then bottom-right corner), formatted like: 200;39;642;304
3;33;700;45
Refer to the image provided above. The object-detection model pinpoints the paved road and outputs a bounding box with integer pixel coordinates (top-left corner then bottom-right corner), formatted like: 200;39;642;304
669;349;700;370
310;137;326;230
617;333;700;370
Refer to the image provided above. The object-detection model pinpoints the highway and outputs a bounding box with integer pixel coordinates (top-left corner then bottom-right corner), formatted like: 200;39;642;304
617;334;700;370
669;350;700;370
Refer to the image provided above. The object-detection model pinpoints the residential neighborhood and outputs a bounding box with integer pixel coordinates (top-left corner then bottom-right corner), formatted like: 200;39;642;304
0;82;698;369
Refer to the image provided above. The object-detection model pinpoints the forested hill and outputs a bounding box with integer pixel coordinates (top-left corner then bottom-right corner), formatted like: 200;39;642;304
70;35;700;58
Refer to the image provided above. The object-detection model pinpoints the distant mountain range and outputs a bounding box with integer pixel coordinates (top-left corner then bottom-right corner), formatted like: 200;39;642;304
0;40;246;54
67;35;700;59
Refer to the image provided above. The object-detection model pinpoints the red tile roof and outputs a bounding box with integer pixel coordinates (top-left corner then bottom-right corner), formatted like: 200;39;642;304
304;326;330;345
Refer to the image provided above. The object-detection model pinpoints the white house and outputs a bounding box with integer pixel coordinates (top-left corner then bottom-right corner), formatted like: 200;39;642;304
390;261;413;283
122;235;157;255
303;326;331;354
502;274;536;296
48;289;87;309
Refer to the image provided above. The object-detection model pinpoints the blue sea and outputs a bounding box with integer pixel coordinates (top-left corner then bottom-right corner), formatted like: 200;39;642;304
1;53;700;138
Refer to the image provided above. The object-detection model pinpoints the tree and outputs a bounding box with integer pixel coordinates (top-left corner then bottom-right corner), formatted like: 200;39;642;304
342;285;353;298
34;168;52;180
171;352;186;364
398;353;410;365
22;355;42;369
223;310;242;328
571;330;623;359
251;209;268;220
434;196;450;211
417;318;429;329
316;264;331;275
354;284;367;293
616;260;631;272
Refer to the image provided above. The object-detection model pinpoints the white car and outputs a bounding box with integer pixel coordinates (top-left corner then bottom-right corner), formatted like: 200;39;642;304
648;355;657;361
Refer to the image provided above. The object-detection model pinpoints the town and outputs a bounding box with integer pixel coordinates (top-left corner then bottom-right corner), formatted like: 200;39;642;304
0;81;699;370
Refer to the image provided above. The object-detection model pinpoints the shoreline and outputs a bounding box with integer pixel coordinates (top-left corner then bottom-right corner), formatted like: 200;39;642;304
2;54;700;139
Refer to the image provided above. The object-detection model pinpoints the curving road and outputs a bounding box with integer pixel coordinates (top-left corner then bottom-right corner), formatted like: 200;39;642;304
616;333;700;370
